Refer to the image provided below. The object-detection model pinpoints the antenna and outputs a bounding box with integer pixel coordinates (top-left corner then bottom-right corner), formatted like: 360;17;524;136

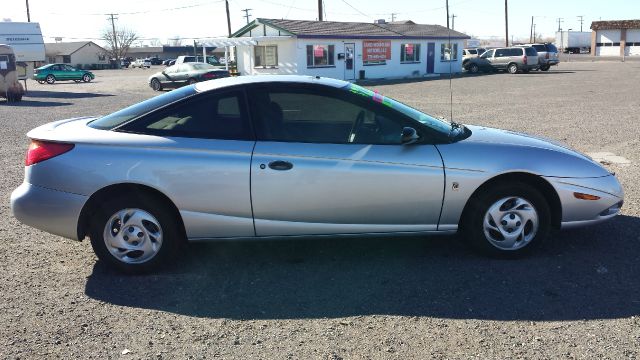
446;0;453;123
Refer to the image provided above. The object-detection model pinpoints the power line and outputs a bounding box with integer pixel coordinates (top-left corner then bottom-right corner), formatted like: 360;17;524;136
338;0;369;19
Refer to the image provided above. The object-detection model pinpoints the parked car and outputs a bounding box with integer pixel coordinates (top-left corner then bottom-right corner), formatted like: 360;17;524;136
462;48;486;68
120;58;131;68
148;62;230;91
147;57;163;65
464;47;538;74
130;59;151;68
33;63;95;84
516;43;559;71
0;44;24;102
162;59;175;66
175;55;223;67
10;75;624;273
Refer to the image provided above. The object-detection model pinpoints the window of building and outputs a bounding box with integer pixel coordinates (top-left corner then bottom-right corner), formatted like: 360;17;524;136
254;45;278;67
98;54;106;61
306;45;335;67
400;43;421;63
440;43;458;61
62;55;71;63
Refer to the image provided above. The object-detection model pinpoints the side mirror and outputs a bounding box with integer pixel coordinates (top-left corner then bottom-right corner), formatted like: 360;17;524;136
401;127;420;145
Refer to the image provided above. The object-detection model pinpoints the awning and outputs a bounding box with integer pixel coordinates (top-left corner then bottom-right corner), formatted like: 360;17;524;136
200;36;292;47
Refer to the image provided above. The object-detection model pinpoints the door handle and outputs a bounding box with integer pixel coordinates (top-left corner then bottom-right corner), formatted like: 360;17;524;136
268;160;293;171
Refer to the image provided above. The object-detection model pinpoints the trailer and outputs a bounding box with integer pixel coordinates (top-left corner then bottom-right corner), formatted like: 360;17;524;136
555;31;591;54
0;22;45;82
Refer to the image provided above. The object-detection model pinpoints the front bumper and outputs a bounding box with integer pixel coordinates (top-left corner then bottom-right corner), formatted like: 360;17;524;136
544;175;624;229
11;182;88;240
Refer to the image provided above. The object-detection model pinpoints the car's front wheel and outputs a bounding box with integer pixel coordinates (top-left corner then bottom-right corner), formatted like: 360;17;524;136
463;182;550;257
469;63;479;73
150;78;162;91
89;195;183;273
45;74;56;84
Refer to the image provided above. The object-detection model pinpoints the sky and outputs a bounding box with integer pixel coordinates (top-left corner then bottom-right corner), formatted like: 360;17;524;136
3;0;639;45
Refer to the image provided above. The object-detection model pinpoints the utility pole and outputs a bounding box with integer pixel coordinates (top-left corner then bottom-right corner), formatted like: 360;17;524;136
25;0;31;22
241;9;252;24
451;14;456;30
107;13;119;62
557;17;563;31
504;0;509;46
577;15;584;32
530;16;534;42
446;0;450;29
533;24;536;42
391;13;397;22
225;0;232;36
318;0;323;21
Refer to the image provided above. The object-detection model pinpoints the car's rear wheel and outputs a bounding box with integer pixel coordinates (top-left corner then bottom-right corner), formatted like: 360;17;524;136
462;182;550;258
45;74;56;84
507;63;518;74
469;63;479;73
89;195;182;273
540;64;550;71
151;78;162;91
82;74;92;82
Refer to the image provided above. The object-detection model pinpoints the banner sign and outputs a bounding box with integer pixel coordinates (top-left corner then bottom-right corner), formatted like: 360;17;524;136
313;45;325;57
363;40;391;61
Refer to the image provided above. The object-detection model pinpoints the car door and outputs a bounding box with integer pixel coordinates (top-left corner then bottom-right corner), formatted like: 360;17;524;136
160;66;179;88
248;83;445;237
50;64;65;79
478;49;494;70
491;48;507;69
64;65;80;80
118;88;256;239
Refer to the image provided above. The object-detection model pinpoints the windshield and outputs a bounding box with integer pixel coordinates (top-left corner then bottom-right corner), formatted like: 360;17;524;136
89;86;197;130
345;83;452;136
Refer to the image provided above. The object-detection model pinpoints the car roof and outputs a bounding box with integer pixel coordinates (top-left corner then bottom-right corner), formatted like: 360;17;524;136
194;75;350;93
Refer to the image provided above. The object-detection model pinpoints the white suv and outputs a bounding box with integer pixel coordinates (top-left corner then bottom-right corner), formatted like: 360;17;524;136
131;59;151;69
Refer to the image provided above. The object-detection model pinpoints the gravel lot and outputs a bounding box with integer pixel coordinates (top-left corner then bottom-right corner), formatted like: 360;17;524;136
1;63;639;359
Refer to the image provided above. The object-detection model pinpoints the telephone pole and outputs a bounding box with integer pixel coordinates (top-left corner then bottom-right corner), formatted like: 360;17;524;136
107;13;119;61
451;14;456;30
577;15;584;32
504;0;509;46
446;0;450;29
530;16;534;42
241;9;252;24
225;0;232;36
557;17;563;31
318;0;323;21
391;13;397;22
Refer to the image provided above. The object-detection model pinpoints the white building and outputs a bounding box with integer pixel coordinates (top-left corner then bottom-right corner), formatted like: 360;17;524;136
590;20;640;56
44;41;109;68
230;18;469;80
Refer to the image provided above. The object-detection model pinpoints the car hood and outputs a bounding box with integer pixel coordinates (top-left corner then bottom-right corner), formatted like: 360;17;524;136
464;125;591;160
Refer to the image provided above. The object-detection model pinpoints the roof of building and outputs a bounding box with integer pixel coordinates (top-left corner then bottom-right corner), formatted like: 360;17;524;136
44;41;105;56
232;18;469;39
591;19;640;30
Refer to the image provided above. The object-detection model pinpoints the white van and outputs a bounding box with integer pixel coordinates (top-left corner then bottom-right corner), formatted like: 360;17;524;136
0;44;24;102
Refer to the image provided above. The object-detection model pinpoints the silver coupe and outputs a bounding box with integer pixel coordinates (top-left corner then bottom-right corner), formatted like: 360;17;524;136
11;75;624;273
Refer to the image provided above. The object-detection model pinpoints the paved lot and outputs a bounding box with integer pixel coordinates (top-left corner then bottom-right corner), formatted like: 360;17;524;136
1;63;639;359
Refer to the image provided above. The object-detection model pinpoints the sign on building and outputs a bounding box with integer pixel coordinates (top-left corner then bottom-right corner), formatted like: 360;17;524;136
363;40;391;61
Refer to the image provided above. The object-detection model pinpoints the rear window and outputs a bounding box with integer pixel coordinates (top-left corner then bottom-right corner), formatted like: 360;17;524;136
525;47;537;56
532;44;546;52
89;86;197;130
468;49;477;54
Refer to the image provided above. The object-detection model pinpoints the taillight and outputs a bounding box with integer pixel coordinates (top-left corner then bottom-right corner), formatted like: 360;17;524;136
523;55;527;65
25;140;74;166
202;72;216;79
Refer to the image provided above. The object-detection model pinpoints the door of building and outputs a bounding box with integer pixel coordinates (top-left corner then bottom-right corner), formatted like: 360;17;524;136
344;43;355;80
427;42;435;74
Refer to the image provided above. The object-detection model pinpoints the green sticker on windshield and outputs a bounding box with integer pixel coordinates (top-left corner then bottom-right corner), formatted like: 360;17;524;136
348;84;393;108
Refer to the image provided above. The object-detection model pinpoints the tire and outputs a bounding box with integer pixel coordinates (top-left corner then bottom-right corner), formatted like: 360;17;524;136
150;78;162;91
540;64;550;71
88;195;183;274
507;63;518;74
469;63;479;74
45;74;56;84
82;74;92;82
462;182;550;258
37;80;45;84
188;78;198;85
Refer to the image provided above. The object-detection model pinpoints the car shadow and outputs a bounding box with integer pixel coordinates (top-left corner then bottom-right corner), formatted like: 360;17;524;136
24;90;114;99
2;99;72;107
85;215;640;321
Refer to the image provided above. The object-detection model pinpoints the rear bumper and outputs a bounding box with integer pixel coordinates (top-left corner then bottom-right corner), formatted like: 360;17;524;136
10;182;87;241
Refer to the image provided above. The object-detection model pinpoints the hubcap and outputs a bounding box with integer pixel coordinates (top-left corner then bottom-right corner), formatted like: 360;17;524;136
483;197;538;250
103;208;163;264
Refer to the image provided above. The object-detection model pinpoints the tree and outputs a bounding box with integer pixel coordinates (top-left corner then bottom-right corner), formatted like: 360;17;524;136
101;27;139;61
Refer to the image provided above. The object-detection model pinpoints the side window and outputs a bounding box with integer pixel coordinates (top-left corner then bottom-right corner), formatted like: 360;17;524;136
121;91;252;140
249;86;406;145
495;49;505;57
